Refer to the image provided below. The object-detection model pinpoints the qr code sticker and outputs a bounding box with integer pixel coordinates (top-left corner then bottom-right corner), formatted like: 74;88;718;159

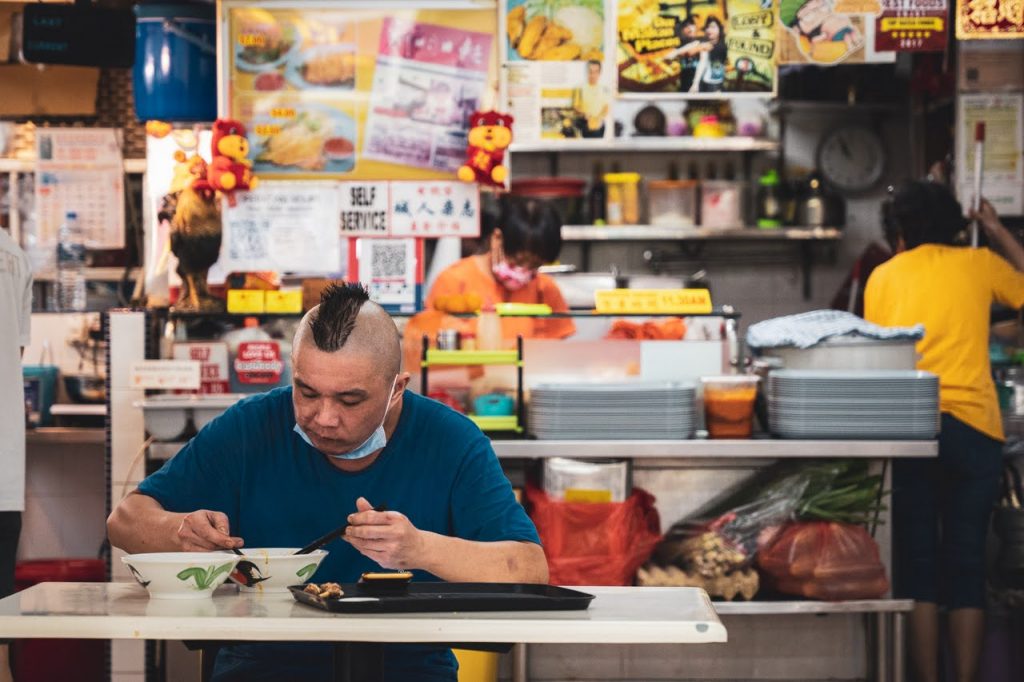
228;220;268;261
370;241;408;280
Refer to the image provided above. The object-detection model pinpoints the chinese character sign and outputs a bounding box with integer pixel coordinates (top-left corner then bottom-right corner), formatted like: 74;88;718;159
957;0;1024;37
389;182;480;238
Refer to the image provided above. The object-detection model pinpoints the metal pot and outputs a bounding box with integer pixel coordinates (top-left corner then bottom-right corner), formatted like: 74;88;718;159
762;335;919;371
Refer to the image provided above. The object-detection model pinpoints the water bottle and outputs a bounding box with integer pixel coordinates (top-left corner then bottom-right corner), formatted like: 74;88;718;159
56;211;87;311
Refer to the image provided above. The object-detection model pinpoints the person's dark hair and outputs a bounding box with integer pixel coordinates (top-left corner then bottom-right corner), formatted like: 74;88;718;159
586;59;602;70
677;17;696;33
704;16;724;34
883;180;967;250
483;195;563;264
309;283;370;352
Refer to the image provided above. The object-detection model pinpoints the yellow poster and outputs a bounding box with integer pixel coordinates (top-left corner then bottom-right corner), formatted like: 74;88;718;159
221;2;498;181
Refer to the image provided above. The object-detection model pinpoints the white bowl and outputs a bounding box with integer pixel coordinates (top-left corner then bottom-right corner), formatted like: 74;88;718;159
229;548;328;593
122;552;240;599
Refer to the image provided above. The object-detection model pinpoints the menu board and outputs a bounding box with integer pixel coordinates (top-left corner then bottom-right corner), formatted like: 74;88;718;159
955;94;1024;215
615;0;775;96
221;1;498;181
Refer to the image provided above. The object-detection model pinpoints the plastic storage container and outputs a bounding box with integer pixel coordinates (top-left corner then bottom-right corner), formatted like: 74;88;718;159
702;375;760;439
604;172;641;225
14;559;106;682
700;180;745;228
647;180;697;227
509;177;585;225
133;3;218;122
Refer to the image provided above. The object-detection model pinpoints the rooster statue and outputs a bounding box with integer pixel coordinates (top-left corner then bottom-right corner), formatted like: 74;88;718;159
170;176;223;312
167;119;257;312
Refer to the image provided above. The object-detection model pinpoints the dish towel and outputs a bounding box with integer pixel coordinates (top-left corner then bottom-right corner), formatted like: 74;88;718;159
746;310;924;350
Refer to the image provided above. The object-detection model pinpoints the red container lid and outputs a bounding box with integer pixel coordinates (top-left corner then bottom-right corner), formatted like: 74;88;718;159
15;559;106;589
510;177;585;198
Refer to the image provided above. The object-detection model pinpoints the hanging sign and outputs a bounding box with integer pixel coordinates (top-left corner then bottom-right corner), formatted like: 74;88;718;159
339;182;390;237
594;288;714;315
956;0;1024;38
389;181;480;237
875;0;949;51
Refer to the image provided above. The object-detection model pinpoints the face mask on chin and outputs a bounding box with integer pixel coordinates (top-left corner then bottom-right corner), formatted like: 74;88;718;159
294;375;399;460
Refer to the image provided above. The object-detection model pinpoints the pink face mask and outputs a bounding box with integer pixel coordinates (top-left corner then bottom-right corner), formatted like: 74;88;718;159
492;260;535;291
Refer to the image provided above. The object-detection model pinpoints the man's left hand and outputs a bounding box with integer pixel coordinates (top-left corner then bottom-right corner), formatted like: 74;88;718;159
344;497;425;570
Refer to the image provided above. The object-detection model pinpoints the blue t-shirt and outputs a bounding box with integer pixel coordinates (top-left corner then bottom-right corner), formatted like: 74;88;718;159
138;387;539;682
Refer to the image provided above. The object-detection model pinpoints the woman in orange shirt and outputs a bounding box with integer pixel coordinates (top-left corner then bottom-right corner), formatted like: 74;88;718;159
426;195;576;341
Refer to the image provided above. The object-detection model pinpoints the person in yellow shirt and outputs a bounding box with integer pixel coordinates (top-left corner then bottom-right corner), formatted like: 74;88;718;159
572;60;609;139
865;180;1024;682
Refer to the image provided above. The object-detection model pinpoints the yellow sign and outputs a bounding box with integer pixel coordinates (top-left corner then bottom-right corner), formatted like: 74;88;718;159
594;288;713;315
227;289;266;314
265;290;303;313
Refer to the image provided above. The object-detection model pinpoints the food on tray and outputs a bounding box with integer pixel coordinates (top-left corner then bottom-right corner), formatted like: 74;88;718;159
237;21;294;66
301;49;356;87
620;58;680;86
256;111;333;170
507;3;601;61
254;72;285;91
360;571;414;582
305;581;343;598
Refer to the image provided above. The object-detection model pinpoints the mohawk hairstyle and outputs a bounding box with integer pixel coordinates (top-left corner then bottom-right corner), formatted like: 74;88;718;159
309;283;371;352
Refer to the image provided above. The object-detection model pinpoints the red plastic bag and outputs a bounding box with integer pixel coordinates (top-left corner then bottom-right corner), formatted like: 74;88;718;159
526;486;661;586
757;521;889;600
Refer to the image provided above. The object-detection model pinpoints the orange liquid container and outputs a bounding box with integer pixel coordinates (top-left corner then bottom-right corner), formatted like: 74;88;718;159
701;376;760;439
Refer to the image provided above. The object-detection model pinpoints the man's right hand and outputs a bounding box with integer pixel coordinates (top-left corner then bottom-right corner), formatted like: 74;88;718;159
176;510;244;551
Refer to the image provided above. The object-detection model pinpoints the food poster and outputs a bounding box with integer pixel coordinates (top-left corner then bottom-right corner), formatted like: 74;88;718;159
955;94;1024;215
615;0;775;96
223;2;498;181
956;0;1024;38
874;0;948;52
362;18;493;172
502;0;613;142
776;0;897;64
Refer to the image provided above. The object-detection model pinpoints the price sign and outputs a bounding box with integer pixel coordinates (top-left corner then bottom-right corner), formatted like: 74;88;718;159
129;361;201;390
594;289;713;315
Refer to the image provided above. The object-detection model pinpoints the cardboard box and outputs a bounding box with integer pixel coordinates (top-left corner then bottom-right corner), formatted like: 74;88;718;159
959;44;1024;92
265;290;303;314
0;63;99;116
227;290;265;314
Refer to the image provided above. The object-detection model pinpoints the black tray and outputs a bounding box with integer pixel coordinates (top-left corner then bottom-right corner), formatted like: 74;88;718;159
289;583;595;614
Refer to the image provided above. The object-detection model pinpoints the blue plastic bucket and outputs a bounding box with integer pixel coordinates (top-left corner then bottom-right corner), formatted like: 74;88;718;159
133;2;217;122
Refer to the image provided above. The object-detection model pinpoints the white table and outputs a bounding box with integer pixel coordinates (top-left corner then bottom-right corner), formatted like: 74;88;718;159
0;583;725;681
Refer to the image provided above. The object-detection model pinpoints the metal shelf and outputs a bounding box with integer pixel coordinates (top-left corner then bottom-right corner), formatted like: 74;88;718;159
562;226;842;242
0;158;147;174
489;439;937;459
509;137;778;154
34;267;140;283
26;427;105;447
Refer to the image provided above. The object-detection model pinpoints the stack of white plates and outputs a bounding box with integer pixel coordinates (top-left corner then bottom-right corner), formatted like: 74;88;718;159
529;382;696;440
768;370;939;440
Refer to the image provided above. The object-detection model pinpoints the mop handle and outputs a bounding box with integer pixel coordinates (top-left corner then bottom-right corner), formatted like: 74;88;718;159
971;122;985;248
